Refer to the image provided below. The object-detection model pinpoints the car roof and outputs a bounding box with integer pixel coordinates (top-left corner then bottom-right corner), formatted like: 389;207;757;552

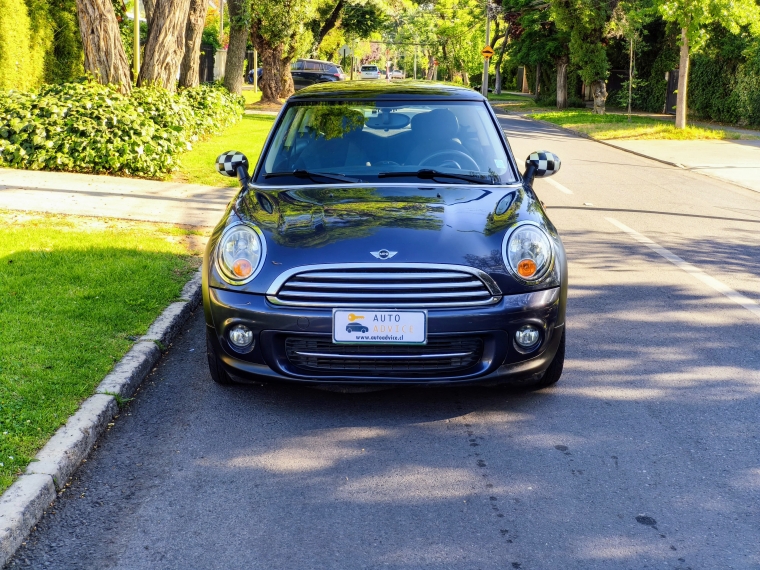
297;58;336;65
289;81;486;102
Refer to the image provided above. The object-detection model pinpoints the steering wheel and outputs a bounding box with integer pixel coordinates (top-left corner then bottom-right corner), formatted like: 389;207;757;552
419;150;479;171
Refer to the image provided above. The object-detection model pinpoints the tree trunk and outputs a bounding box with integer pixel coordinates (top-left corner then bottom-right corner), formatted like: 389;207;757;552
534;62;541;99
493;26;509;95
254;39;283;103
426;53;435;80
75;0;132;94
179;0;208;88
278;30;298;99
138;0;191;91
143;0;154;28
675;27;689;129
223;0;248;95
556;54;568;109
312;0;344;56
279;64;294;98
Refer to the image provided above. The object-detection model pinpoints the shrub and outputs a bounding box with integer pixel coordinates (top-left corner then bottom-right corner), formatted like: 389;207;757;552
0;81;243;178
0;0;52;91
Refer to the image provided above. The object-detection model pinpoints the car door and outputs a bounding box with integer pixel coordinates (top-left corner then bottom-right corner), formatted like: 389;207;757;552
291;60;305;90
302;61;321;87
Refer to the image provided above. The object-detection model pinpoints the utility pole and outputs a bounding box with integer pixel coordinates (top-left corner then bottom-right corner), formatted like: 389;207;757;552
133;0;139;81
253;49;258;93
481;2;491;97
219;0;224;44
627;37;633;121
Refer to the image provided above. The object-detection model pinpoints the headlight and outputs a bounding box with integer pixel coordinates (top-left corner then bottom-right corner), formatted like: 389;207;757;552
216;223;266;284
502;222;553;282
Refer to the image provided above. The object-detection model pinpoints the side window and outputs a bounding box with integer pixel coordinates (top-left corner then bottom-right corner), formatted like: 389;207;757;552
291;60;304;71
304;61;320;71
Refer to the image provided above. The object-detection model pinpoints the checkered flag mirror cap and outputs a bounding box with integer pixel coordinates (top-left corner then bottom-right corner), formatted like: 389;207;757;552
525;150;561;178
215;151;249;178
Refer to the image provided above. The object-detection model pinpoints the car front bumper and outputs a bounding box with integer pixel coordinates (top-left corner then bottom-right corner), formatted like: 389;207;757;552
205;287;564;386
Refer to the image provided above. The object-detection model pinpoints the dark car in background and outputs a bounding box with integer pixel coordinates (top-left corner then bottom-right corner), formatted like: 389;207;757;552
291;59;345;90
247;67;263;84
206;81;567;389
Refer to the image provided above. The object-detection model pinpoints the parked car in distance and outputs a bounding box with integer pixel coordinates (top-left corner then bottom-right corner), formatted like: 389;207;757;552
291;59;345;90
207;81;568;390
391;69;404;79
247;67;263;84
360;65;380;80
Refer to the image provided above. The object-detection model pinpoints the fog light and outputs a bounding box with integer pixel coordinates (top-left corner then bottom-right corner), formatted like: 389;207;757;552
229;324;253;348
515;325;540;349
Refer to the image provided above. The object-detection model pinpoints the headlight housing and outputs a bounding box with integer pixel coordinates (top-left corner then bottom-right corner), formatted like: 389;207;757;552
502;222;553;283
216;223;266;285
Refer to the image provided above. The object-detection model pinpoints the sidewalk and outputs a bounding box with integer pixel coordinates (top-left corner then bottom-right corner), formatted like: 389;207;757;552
604;138;760;194
0;168;239;227
506;109;760;194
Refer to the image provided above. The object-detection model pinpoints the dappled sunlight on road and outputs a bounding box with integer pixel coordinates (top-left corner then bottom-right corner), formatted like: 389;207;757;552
574;535;665;560
336;466;524;503
220;426;392;473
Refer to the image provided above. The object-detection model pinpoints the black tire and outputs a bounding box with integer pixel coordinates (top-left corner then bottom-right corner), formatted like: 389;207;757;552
206;329;234;385
529;329;565;390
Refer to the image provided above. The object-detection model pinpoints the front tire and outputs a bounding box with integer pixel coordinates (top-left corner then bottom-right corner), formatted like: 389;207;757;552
206;329;234;385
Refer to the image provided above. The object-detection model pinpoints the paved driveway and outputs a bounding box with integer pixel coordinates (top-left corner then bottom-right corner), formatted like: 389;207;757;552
8;117;760;570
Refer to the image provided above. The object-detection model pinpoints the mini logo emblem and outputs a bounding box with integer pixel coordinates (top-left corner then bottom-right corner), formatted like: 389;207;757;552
371;249;397;260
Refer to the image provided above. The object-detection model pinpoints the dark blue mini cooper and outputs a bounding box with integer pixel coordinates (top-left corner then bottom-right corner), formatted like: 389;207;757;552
204;82;567;388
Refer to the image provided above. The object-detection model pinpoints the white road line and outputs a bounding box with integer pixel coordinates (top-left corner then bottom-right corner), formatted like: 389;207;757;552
607;217;760;320
544;178;573;194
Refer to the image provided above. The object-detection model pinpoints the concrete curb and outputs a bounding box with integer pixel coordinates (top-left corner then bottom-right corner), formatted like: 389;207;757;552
0;268;203;568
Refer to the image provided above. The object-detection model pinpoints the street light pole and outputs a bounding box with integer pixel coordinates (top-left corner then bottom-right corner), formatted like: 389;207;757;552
133;0;139;81
481;2;491;97
219;0;224;44
414;45;417;80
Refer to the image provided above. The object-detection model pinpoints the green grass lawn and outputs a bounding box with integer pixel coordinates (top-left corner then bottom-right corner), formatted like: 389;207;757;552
242;88;262;107
487;93;535;102
529;110;750;140
172;114;276;187
0;212;202;493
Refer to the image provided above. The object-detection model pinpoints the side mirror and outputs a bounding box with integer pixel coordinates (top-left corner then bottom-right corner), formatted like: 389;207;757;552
523;151;561;186
215;151;250;186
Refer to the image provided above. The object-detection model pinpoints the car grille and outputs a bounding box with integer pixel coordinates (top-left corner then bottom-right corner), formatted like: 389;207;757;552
266;264;501;308
284;336;484;377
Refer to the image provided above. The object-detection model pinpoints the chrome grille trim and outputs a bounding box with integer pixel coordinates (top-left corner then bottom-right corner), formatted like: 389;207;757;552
266;263;502;309
284;280;484;290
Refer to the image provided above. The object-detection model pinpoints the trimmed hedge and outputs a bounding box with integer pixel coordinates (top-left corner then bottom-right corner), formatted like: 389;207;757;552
0;82;243;178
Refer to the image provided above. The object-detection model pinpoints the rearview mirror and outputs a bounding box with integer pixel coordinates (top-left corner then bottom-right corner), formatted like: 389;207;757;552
365;111;410;130
523;150;561;186
216;151;250;185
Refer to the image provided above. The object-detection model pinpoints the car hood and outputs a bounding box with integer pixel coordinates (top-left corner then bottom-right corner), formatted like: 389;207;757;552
207;183;564;295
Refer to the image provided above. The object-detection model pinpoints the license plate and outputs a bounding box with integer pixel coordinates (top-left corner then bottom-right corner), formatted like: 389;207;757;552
332;309;427;344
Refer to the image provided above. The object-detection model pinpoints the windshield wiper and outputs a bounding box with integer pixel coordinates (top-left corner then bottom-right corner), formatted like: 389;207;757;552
264;170;362;184
377;169;495;185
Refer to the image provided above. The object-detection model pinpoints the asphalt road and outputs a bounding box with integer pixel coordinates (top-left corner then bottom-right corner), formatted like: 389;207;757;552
8;116;760;570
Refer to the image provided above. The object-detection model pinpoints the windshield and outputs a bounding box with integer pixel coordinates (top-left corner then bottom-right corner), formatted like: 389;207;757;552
256;101;517;185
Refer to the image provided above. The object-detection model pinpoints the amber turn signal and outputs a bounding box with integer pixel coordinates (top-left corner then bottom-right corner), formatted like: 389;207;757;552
232;258;253;278
517;259;537;277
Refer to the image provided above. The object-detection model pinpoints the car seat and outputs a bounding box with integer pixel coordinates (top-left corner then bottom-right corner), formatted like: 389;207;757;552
404;108;465;166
